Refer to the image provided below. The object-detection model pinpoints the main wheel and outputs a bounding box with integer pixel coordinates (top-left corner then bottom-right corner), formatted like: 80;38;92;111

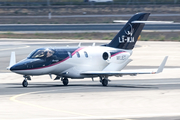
102;79;108;86
62;78;69;86
22;80;28;87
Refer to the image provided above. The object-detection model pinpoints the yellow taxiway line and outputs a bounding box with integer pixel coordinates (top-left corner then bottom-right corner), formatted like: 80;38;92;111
10;88;94;117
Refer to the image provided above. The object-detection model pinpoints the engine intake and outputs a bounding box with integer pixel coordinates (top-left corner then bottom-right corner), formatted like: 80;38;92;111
102;52;111;61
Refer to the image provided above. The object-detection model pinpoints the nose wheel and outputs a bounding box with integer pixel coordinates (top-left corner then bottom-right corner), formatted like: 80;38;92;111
22;75;31;87
22;80;28;87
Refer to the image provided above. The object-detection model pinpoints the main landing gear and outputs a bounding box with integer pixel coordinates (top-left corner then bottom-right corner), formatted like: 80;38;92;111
62;77;69;86
100;77;110;86
54;76;69;86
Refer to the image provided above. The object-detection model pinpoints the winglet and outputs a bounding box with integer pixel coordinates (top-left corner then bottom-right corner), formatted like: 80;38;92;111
156;56;168;74
7;51;16;70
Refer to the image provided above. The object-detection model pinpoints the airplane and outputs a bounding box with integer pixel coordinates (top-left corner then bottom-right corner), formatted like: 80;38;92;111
7;13;168;87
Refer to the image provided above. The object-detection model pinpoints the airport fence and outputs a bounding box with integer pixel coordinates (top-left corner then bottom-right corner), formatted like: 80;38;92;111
0;0;179;6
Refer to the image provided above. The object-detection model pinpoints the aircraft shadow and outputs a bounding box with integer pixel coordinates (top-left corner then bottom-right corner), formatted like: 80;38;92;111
6;83;157;89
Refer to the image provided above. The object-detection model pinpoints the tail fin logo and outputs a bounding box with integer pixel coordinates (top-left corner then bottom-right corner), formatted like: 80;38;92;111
119;23;135;43
124;23;134;36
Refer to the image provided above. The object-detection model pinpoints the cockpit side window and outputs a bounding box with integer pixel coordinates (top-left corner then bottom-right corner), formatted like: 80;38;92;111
30;50;46;59
27;49;36;58
46;50;54;58
28;49;55;59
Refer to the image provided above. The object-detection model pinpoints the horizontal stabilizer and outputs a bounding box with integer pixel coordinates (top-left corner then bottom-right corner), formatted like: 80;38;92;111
131;21;174;24
113;20;128;23
113;20;174;24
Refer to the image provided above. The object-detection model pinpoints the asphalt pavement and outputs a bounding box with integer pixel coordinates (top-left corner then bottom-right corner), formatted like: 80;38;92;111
0;39;180;120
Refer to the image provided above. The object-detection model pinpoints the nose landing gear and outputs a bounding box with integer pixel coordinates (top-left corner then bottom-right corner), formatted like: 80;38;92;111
22;75;31;87
22;80;28;87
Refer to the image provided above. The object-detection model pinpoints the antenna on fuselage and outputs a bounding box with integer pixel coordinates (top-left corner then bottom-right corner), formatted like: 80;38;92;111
78;42;81;47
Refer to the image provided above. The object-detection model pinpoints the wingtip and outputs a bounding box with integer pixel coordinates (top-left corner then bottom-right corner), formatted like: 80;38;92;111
156;56;168;74
8;51;16;70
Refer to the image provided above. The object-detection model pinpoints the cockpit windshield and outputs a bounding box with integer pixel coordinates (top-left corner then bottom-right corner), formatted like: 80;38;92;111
28;49;55;59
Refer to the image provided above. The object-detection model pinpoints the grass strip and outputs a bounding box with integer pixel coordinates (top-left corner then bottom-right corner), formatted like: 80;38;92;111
0;32;180;41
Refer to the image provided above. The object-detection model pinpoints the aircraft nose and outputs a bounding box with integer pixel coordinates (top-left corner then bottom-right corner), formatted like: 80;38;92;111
10;65;15;71
10;64;24;71
10;59;29;72
10;58;45;73
10;61;30;75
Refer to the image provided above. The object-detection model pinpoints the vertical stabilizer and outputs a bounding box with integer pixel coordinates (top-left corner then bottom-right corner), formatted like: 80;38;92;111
107;13;150;49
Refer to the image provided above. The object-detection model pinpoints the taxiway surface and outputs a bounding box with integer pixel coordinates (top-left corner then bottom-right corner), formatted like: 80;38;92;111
0;24;180;33
0;39;180;120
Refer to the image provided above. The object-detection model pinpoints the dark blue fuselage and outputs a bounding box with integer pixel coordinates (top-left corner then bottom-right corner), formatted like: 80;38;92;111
10;47;80;71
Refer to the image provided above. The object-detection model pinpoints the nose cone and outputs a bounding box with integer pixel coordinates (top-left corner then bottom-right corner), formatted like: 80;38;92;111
10;58;46;75
10;62;27;72
10;64;22;71
10;65;16;71
10;59;33;73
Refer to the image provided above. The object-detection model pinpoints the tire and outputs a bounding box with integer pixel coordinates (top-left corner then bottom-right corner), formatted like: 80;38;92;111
62;78;69;86
22;80;28;87
102;79;108;86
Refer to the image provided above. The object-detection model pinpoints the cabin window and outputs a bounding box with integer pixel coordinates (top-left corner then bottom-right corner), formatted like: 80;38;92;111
68;52;72;58
76;52;80;58
84;51;88;58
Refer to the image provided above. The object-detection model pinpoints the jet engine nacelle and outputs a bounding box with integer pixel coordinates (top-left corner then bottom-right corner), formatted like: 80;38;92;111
102;52;111;62
102;51;131;64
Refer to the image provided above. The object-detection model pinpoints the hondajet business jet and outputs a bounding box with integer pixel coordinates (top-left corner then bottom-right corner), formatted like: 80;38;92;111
7;13;168;87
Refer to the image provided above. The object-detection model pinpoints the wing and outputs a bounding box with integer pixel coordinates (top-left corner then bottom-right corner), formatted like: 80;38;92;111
7;51;16;70
81;56;168;77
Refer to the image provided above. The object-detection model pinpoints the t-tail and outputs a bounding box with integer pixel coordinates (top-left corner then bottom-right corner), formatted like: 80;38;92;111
107;13;150;49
